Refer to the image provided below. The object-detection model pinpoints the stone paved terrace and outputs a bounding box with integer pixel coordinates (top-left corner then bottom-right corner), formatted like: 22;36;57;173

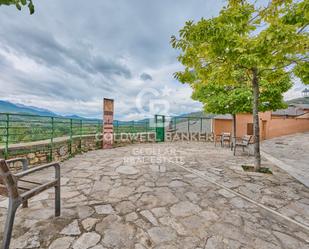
0;142;309;249
262;132;309;188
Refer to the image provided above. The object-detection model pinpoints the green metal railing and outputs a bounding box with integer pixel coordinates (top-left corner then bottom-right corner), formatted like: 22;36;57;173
0;113;155;160
0;113;103;160
0;112;216;160
114;120;154;134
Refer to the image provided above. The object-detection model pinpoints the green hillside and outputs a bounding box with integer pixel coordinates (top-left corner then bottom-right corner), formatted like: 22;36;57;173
0;100;57;116
286;97;309;105
178;111;215;118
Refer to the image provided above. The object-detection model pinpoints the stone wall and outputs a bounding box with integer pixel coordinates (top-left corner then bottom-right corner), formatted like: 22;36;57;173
1;132;157;173
1;135;100;172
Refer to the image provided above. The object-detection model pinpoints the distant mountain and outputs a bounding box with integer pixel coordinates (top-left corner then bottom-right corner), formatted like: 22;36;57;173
286;97;309;105
177;111;215;118
0;100;58;116
64;114;86;119
0;100;100;120
63;114;101;121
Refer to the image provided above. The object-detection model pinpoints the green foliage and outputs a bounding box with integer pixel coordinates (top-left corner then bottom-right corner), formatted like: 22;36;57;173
0;0;35;14
191;68;291;115
192;84;252;114
171;0;308;115
287;96;309;104
294;62;309;84
172;0;308;168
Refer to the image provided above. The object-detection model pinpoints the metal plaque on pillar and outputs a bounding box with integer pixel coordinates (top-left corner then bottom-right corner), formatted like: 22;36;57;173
103;98;114;149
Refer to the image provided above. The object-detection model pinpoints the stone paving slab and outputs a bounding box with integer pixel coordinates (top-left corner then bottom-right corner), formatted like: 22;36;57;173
262;132;309;188
0;142;308;249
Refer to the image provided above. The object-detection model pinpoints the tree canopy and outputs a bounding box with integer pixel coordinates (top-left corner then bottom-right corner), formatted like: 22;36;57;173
171;0;308;87
172;0;308;169
192;68;291;115
0;0;34;14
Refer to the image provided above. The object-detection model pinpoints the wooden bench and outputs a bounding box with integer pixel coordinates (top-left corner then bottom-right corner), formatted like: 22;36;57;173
0;158;61;249
232;135;252;156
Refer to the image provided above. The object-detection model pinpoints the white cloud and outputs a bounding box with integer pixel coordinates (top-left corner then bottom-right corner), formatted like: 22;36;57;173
284;78;306;100
5;0;300;121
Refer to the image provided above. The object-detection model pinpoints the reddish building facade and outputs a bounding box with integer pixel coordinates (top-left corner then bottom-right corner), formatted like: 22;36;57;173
213;105;309;140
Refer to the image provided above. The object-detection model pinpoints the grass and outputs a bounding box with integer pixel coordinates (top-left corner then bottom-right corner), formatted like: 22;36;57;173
242;165;273;174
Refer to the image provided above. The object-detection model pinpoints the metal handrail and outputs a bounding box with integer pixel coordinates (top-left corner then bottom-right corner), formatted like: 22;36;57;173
0;112;154;159
0;113;103;160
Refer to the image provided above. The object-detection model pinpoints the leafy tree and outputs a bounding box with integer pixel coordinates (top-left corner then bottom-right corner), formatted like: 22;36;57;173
193;83;251;139
192;68;291;139
0;0;34;14
172;0;308;170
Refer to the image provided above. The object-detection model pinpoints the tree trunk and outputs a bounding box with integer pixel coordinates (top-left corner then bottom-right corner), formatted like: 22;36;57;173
232;114;237;137
232;113;236;146
252;68;261;171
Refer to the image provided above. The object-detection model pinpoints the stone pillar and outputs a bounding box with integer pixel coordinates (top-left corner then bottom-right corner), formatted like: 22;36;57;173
103;98;114;149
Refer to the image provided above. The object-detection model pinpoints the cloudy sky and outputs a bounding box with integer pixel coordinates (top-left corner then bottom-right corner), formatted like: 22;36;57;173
0;0;305;120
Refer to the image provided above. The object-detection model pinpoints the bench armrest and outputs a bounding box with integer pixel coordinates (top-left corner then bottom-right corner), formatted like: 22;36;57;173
14;162;60;179
6;158;28;171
